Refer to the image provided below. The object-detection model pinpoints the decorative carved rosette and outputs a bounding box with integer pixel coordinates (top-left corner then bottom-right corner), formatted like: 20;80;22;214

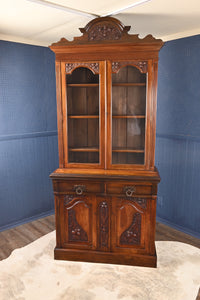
112;61;148;73
99;201;109;248
135;198;147;209
65;62;99;74
64;195;74;206
88;24;122;41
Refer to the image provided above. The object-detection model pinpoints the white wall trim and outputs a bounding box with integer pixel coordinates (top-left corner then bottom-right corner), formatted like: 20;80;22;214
0;33;48;47
161;27;200;42
1;27;200;48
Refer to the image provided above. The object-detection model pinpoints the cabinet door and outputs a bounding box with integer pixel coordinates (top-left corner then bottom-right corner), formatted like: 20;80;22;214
112;197;150;254
107;61;150;170
61;61;105;168
60;195;96;250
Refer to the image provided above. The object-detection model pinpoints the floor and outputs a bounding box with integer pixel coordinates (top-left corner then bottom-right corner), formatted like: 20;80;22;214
0;215;199;299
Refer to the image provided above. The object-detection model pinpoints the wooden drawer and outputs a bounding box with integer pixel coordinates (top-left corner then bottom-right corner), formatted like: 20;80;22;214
106;182;152;196
54;180;104;195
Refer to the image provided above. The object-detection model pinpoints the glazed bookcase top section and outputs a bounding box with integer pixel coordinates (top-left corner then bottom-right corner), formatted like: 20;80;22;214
50;17;164;48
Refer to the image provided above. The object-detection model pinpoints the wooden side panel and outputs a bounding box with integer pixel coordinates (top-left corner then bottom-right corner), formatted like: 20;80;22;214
149;60;159;168
55;61;64;167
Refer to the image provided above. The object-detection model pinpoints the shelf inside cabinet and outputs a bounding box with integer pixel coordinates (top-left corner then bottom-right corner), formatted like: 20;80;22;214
112;83;146;87
112;148;144;153
67;83;99;87
69;148;99;152
68;115;99;119
112;115;145;119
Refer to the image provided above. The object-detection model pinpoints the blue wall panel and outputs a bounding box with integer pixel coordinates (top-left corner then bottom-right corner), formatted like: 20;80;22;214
156;34;200;237
0;40;58;230
1;35;200;236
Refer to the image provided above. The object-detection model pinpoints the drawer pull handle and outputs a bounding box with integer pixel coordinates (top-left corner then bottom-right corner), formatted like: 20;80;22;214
124;186;136;197
74;185;86;195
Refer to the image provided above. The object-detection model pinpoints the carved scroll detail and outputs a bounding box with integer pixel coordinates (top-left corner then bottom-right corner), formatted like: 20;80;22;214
65;62;99;74
124;197;147;209
135;198;147;209
64;195;74;206
112;61;147;73
99;201;109;248
120;212;141;245
68;210;88;242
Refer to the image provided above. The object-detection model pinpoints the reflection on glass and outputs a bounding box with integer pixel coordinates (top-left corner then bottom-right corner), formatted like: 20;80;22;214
112;65;146;165
66;67;100;164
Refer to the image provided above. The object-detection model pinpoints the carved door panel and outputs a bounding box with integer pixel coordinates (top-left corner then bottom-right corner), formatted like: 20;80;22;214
60;195;96;250
112;197;149;253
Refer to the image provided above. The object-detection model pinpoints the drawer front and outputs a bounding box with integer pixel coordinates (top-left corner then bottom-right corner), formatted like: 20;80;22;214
106;182;152;196
54;180;104;195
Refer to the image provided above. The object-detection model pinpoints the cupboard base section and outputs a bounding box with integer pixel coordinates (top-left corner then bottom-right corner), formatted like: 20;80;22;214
54;247;157;268
51;171;160;269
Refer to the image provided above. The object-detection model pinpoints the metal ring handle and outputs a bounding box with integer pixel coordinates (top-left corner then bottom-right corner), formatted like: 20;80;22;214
75;186;83;195
74;185;86;195
126;189;133;197
124;186;136;197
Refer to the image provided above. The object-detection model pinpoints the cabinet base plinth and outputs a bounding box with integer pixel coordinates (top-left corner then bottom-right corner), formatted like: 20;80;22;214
54;247;157;268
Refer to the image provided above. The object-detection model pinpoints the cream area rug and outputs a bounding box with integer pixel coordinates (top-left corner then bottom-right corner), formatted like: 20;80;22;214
0;231;200;300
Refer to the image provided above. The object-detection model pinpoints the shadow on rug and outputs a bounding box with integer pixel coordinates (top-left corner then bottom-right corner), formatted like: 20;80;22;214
0;231;199;300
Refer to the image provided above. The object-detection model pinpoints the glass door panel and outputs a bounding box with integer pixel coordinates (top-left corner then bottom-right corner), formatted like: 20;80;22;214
66;67;100;164
111;65;146;165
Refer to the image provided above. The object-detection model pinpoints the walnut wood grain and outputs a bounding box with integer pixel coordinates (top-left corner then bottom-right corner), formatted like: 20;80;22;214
50;16;163;267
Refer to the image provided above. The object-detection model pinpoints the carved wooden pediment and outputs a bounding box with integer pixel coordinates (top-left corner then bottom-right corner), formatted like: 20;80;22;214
50;16;163;47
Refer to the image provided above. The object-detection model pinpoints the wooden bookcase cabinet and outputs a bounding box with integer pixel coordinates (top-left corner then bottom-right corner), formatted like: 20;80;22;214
50;17;163;267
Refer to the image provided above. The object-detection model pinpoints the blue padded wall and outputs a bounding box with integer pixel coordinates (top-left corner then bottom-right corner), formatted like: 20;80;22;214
156;35;200;237
0;40;58;231
0;35;200;238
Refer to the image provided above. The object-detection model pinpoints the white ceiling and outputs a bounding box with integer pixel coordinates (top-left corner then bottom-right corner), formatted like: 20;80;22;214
0;0;200;47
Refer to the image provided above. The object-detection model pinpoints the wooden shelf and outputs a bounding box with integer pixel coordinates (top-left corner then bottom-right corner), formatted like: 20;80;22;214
112;149;144;153
112;115;145;119
112;83;146;87
67;83;99;87
69;148;99;152
68;115;99;119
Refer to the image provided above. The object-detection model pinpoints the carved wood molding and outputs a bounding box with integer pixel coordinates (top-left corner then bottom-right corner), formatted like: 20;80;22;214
112;61;148;74
99;201;109;248
119;197;147;209
66;62;99;74
120;212;141;245
50;17;164;47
